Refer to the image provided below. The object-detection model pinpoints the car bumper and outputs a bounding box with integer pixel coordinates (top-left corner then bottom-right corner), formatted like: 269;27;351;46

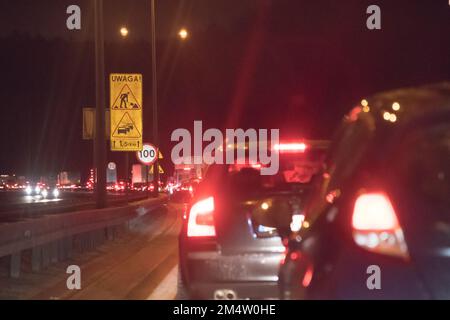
182;251;284;299
189;281;280;300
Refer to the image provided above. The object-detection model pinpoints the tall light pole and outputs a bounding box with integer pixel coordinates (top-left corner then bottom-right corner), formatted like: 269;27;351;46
151;0;159;197
94;0;107;208
119;26;130;203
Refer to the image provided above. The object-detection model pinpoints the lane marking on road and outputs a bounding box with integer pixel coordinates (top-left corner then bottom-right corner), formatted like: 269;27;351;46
65;213;180;299
29;204;181;300
146;264;178;300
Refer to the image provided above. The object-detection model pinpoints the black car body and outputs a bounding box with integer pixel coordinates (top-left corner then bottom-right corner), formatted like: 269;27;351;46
280;83;450;299
178;140;329;299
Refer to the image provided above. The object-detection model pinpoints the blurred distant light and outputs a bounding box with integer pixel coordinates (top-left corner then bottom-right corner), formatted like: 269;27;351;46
25;186;32;195
53;188;60;198
361;99;368;107
178;28;188;40
363;105;370;113
392;102;400;111
290;252;300;260
389;113;397;122
120;27;129;37
274;142;307;152
261;202;269;210
383;111;391;120
302;265;314;287
41;189;48;198
290;214;305;232
347;106;362;122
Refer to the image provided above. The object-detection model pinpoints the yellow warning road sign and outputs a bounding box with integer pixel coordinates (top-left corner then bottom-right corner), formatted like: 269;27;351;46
82;108;110;140
150;164;164;174
110;73;143;151
112;112;141;138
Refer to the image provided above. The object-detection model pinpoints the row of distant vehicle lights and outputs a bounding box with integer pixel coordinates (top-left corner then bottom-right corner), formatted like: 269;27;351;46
25;184;60;199
0;183;27;190
360;99;401;123
21;181;163;197
20;180;174;196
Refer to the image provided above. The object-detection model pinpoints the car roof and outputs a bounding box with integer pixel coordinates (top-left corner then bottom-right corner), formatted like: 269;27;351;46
343;82;449;165
327;82;450;171
359;82;450;126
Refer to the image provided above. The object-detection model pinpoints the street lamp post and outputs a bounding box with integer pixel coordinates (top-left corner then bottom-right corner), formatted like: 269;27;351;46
94;0;107;208
119;25;130;202
151;0;159;197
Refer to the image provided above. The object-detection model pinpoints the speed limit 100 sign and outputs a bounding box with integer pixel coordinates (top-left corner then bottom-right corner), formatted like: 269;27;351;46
136;143;157;165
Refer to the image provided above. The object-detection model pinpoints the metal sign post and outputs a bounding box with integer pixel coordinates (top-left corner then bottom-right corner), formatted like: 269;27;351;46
136;143;157;198
94;0;107;209
151;0;159;198
125;152;129;203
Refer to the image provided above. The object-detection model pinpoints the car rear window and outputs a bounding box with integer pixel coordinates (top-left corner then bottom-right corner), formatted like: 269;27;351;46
392;123;450;208
202;150;326;197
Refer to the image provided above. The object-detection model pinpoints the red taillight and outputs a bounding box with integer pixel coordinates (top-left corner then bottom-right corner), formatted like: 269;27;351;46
352;192;409;259
273;142;307;153
290;252;300;260
187;197;216;237
302;265;314;288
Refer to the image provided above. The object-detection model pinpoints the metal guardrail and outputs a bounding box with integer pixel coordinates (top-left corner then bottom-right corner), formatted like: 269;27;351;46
0;192;151;223
0;196;167;278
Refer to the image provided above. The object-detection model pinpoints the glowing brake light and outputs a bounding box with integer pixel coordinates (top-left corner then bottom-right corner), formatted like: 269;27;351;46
352;193;398;230
273;142;307;152
352;192;409;259
187;197;216;237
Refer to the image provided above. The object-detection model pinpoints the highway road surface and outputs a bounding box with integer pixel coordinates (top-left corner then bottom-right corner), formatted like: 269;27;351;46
0;203;182;300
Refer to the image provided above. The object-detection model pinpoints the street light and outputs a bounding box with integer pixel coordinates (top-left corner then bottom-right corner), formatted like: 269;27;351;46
178;28;188;40
120;26;129;37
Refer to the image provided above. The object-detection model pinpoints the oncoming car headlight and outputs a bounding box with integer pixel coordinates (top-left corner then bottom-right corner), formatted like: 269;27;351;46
53;188;60;198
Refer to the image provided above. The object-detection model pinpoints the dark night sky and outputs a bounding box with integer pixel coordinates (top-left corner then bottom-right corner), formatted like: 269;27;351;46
0;0;449;181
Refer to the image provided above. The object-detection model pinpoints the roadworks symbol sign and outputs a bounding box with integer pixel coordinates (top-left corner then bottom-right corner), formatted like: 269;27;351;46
111;84;141;110
112;112;141;138
110;73;143;151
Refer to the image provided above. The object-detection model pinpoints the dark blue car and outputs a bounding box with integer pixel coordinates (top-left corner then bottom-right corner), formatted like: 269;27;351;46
280;82;450;299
